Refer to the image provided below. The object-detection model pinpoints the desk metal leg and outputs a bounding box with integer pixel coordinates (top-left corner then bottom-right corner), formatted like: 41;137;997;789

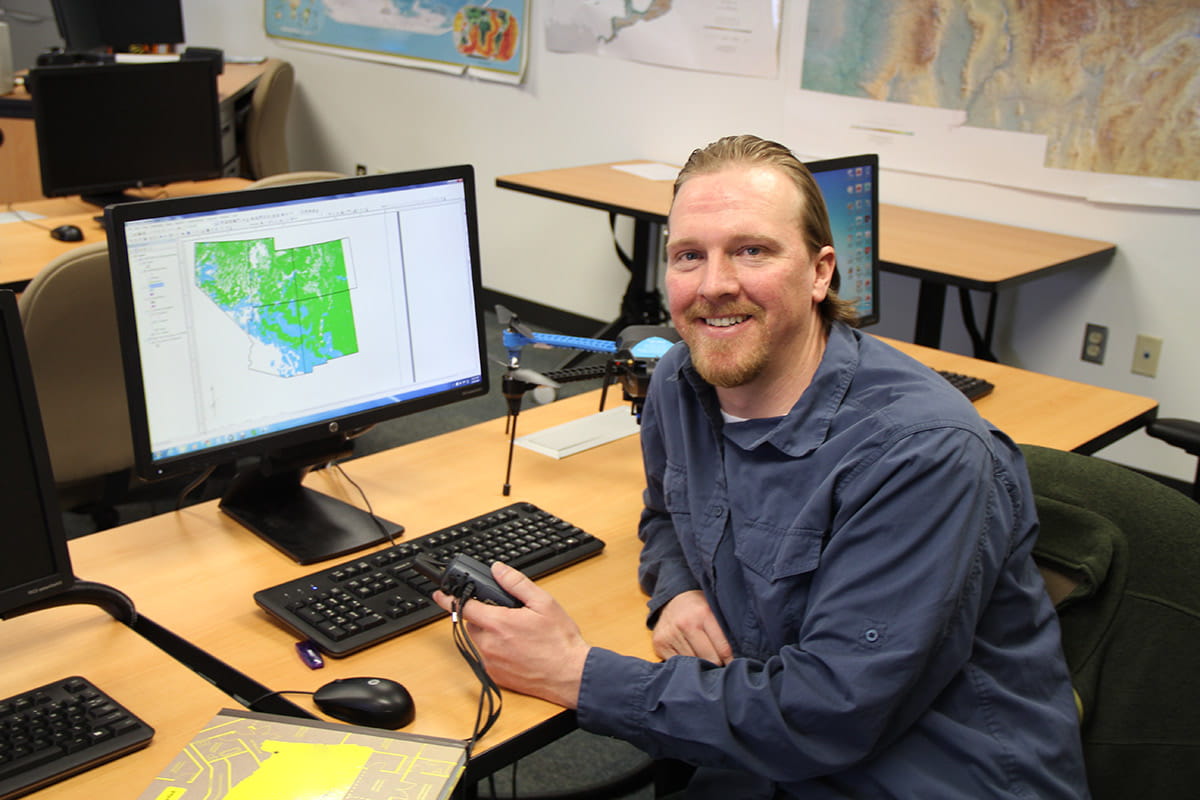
958;287;999;362
620;219;666;327
913;281;947;349
912;280;999;362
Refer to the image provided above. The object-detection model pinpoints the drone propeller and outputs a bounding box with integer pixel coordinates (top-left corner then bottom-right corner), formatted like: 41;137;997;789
495;304;537;340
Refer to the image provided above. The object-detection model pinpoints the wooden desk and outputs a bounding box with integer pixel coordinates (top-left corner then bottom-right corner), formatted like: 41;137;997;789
68;390;656;782
884;337;1157;454
64;350;1155;787
0;177;252;291
496;161;1117;360
0;604;234;799
0;62;266;205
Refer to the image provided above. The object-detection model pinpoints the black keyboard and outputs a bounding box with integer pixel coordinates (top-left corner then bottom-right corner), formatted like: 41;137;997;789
0;676;154;798
255;502;605;657
937;369;994;402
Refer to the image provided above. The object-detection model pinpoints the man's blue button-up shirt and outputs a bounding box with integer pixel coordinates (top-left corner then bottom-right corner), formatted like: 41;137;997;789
576;323;1089;798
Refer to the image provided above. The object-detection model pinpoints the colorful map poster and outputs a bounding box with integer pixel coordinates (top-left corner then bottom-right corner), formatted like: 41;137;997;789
136;708;466;800
795;0;1200;208
264;0;529;84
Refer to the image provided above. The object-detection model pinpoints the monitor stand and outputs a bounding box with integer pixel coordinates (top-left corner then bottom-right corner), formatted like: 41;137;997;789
219;460;403;566
1;580;137;624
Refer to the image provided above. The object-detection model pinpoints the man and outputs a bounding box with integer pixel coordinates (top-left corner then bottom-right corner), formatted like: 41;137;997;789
436;135;1088;797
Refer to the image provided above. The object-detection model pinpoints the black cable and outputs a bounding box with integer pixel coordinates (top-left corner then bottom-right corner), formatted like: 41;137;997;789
5;201;55;233
450;591;504;758
332;461;397;546
240;688;316;707
174;464;217;511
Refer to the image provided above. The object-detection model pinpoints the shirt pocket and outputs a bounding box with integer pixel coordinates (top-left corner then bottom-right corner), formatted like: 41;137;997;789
733;520;825;582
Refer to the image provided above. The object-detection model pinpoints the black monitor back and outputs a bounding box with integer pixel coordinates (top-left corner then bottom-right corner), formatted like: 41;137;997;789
52;0;184;52
0;291;78;620
29;59;223;206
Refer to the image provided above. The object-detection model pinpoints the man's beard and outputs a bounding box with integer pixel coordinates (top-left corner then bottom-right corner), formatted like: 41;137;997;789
680;304;770;389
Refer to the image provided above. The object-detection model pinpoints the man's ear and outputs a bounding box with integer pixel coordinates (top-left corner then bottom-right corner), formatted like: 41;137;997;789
811;245;837;302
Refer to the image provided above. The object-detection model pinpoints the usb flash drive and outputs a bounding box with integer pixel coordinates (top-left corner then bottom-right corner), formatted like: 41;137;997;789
295;640;325;669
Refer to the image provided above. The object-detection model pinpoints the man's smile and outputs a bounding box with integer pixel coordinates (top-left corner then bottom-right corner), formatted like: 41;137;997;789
704;315;751;328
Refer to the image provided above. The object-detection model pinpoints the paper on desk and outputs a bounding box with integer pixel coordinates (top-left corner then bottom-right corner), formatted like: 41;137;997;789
0;211;44;224
516;406;641;459
611;162;681;181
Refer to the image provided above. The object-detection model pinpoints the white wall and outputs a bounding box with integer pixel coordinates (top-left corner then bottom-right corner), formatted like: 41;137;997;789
181;1;1200;483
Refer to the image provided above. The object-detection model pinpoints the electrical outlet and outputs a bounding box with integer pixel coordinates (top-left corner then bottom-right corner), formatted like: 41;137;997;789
1081;323;1107;364
1131;334;1162;377
355;163;368;176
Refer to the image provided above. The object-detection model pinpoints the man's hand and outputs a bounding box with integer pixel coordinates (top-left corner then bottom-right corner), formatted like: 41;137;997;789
433;561;589;709
652;590;733;666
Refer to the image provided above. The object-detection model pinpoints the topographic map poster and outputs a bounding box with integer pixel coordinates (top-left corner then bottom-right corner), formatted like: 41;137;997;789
136;708;466;800
796;0;1200;209
546;0;782;79
265;0;529;83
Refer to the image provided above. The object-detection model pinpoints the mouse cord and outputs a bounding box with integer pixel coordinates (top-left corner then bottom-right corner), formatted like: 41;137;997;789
4;202;53;233
450;592;503;761
241;688;315;708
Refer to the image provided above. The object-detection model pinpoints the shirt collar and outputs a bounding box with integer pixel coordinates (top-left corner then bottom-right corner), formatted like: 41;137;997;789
670;322;860;457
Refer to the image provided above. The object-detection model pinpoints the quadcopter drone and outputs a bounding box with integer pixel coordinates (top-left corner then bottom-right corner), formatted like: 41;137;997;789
495;305;679;495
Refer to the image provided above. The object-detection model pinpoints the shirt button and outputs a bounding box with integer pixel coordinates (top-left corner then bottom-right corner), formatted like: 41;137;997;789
864;628;880;643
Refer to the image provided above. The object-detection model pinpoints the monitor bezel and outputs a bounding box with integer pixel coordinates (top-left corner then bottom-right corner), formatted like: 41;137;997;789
29;60;223;205
0;291;78;620
804;153;881;327
106;165;491;485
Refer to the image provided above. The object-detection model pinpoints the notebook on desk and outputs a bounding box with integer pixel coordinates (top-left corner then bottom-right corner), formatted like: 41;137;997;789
0;290;155;798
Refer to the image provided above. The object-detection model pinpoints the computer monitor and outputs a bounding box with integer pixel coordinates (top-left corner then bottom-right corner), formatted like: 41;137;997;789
0;290;80;620
29;60;223;208
806;154;880;326
51;0;185;53
106;167;490;565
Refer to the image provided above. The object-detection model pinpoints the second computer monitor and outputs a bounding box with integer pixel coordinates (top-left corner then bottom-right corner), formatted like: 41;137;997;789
806;154;879;327
52;0;185;53
30;60;223;208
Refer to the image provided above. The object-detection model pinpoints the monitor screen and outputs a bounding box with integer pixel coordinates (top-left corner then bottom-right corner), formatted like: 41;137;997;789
29;60;222;208
0;291;77;620
106;167;489;564
806;154;880;327
52;0;185;52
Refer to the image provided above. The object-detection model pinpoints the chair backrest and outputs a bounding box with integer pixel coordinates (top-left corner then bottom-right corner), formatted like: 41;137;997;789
247;170;347;189
1022;444;1200;800
244;58;295;179
17;242;133;491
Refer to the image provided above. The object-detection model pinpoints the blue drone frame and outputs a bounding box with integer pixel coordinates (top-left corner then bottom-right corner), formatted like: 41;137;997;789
496;307;679;495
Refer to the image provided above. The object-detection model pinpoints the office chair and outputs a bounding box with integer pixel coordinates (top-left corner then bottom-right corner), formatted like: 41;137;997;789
17;242;135;529
244;58;295;179
247;170;346;189
1022;444;1200;800
1145;418;1200;500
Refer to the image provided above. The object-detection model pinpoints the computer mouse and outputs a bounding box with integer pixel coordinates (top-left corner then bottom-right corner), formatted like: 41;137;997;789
50;224;83;242
312;677;415;729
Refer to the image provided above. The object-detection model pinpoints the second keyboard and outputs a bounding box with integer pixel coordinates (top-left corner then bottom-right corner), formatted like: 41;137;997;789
254;502;605;657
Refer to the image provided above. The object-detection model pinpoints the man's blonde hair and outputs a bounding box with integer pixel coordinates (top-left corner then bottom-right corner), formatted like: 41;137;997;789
672;135;860;328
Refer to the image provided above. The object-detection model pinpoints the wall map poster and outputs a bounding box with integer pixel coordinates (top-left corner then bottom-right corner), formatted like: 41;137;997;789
798;0;1200;208
265;0;528;83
